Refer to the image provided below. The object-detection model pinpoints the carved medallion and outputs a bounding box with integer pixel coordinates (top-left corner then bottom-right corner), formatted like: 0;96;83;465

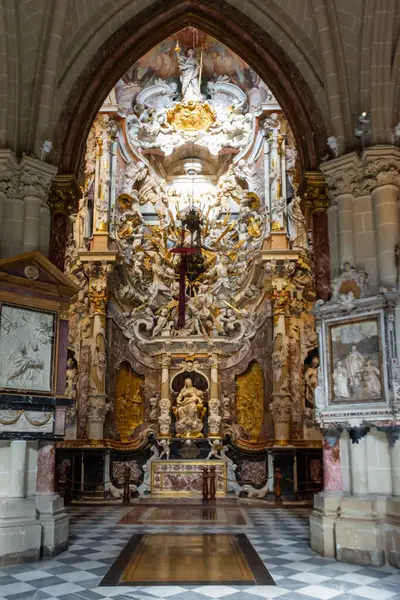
167;100;216;132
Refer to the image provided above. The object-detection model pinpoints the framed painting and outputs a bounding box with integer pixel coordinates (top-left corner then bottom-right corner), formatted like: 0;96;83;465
0;303;56;394
328;315;384;403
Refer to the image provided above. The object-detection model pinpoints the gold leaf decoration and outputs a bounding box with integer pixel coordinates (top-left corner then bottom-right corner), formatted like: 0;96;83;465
115;362;144;442
235;361;264;443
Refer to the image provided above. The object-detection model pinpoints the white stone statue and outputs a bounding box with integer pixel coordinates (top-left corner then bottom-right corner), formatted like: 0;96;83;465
304;357;319;409
153;307;174;337
331;262;368;301
76;197;91;248
158;438;170;459
271;196;285;230
346;345;365;388
243;480;270;499
206;438;222;459
148;395;158;421
363;358;381;397
65;358;78;400
208;398;221;436
287;195;307;249
173;377;205;437
158;397;171;436
327;136;339;157
333;360;350;398
176;47;201;101
221;395;232;422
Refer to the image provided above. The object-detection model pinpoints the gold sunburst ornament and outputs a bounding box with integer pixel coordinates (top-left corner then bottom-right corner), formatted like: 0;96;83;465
167;100;216;133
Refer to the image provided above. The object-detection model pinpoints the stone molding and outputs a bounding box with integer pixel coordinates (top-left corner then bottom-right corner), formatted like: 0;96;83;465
0;149;19;200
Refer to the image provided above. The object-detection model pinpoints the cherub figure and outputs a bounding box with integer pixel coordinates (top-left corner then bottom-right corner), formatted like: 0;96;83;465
158;439;170;460
206;438;222;460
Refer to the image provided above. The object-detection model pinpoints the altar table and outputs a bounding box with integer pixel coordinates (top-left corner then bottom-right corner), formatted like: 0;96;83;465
150;460;227;497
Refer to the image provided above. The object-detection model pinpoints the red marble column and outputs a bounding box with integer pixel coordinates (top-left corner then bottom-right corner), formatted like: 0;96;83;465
36;441;56;494
323;434;342;492
305;172;331;301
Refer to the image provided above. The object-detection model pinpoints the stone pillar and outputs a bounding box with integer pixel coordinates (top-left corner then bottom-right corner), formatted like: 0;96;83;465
19;156;57;253
349;427;369;494
310;430;342;558
210;355;219;402
47;175;80;270
84;261;113;440
320;152;361;275
35;441;69;557
9;441;27;497
366;428;392;496
389;430;400;496
159;355;171;437
0;150;19;257
363;146;400;288
0;441;41;564
323;432;342;493
270;310;291;444
304;171;331;300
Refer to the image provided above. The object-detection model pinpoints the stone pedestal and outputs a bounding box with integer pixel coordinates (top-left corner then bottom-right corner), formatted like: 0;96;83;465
310;492;341;557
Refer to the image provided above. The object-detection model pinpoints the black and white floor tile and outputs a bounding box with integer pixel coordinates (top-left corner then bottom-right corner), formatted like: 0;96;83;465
0;505;399;600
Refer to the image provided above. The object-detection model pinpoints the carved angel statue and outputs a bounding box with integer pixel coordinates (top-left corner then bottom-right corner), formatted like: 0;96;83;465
206;438;223;460
208;398;222;436
286;194;308;249
65;358;78;400
125;160;148;193
158;438;171;459
158;397;171;436
148;395;158;421
304;356;319;409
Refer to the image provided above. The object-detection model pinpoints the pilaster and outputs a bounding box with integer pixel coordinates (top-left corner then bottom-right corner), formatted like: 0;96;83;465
47;175;81;271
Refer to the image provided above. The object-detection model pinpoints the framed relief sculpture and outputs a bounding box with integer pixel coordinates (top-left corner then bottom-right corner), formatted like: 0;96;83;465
328;315;383;403
0;304;56;394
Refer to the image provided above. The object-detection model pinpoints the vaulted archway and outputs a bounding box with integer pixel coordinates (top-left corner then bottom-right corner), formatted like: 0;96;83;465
55;0;327;177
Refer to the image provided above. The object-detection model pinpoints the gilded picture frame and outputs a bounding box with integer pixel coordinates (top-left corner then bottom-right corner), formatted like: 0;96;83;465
327;314;384;404
0;303;57;395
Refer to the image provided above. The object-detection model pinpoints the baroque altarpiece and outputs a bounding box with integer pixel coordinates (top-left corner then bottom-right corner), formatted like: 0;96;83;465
58;29;322;497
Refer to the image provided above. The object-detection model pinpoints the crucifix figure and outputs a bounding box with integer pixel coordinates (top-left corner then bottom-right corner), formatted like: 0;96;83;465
170;208;204;329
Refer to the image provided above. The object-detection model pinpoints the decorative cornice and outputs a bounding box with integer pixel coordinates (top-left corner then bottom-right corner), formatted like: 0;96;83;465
48;174;81;215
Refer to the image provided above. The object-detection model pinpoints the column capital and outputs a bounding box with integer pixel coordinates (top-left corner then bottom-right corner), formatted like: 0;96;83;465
320;152;362;198
48;174;81;215
323;428;342;447
303;171;330;213
0;149;19;199
362;145;400;193
20;155;57;201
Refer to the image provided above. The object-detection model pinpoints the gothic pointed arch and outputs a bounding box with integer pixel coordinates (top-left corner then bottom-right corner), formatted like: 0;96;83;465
54;0;327;177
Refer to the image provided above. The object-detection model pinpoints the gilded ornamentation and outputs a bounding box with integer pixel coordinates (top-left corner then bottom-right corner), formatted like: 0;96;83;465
115;363;144;442
235;361;264;442
167;100;216;132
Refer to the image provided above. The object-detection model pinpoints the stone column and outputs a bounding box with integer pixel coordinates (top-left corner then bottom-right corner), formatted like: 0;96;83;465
389;430;400;496
270;302;291;444
323;431;342;493
47;175;80;270
84;261;113;440
0;150;19;257
19;156;57;253
366;428;392;496
9;441;27;498
320;152;361;275
363;146;400;288
210;355;219;402
304;171;331;300
310;430;342;558
35;441;69;557
349;427;369;494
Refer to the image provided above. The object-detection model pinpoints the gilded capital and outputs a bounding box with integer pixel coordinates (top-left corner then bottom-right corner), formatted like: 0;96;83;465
303;171;330;213
48;174;81;215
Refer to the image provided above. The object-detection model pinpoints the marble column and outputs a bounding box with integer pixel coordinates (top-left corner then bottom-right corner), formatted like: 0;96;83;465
20;156;57;253
9;441;27;498
36;442;56;495
35;441;69;557
323;432;342;493
349;427;369;495
161;357;170;403
47;175;80;270
270;309;291;444
304;171;331;300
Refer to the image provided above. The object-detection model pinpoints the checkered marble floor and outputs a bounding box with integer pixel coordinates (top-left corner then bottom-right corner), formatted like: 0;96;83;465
0;504;399;600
